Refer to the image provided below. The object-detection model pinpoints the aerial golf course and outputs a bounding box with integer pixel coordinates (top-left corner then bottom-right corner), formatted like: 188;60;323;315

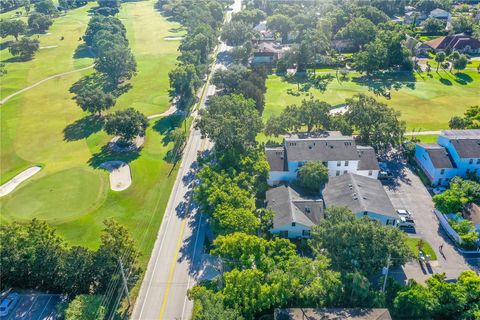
0;0;184;264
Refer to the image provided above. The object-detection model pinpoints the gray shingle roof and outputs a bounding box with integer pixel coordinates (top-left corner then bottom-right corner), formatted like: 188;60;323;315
357;146;380;171
265;147;287;171
285;132;359;162
266;185;324;229
449;139;480;159
323;173;398;219
418;143;456;168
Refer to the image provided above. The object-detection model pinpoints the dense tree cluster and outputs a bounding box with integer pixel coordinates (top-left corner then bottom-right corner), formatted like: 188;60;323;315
265;94;405;149
391;271;480;319
158;0;227;110
27;11;52;33
212;64;267;112
449;105;480;130
1;219;141;298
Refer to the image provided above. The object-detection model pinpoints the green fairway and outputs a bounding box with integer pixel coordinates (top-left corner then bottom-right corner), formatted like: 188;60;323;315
0;1;184;264
264;70;480;130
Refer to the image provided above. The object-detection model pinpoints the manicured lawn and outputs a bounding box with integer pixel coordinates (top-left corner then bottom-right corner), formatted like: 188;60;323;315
406;237;437;261
264;70;480;130
0;0;184;265
414;134;439;143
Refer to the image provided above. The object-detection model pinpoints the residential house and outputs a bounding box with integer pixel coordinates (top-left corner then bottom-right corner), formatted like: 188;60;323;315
322;173;399;226
253;21;275;42
404;11;427;25
332;39;355;53
265;132;380;186
415;130;480;186
266;184;323;238
274;308;392;320
403;35;431;57
424;34;480;54
429;8;452;21
251;41;289;67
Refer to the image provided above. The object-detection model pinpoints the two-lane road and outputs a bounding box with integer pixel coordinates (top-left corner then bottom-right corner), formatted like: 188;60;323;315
131;1;241;319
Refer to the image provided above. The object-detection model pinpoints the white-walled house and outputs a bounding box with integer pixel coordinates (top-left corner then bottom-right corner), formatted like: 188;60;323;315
266;184;323;239
265;132;380;186
322;173;399;226
415;130;480;186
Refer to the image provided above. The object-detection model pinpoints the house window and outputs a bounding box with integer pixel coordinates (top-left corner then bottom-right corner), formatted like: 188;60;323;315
279;230;288;238
440;169;445;175
302;230;311;237
336;170;340;176
345;160;349;166
344;170;348;174
469;159;473;164
368;170;373;176
305;207;311;214
386;219;390;225
363;211;368;216
337;161;341;167
291;222;296;227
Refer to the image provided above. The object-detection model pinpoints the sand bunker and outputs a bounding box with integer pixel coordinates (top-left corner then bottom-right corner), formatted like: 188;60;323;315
100;161;131;191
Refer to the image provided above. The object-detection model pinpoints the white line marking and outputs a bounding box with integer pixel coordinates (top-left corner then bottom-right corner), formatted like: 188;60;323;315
181;213;203;320
36;296;52;320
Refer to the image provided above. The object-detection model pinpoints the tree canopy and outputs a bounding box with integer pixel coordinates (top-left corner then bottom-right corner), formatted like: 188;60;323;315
8;37;39;59
104;108;149;143
0;19;27;41
297;161;329;192
345;94;405;149
28;12;53;33
196;94;263;153
310;206;414;275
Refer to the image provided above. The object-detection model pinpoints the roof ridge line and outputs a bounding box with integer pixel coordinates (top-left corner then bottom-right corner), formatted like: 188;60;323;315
350;174;367;212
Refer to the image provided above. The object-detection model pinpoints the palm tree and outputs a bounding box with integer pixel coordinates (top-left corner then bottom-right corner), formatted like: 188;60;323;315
435;52;446;72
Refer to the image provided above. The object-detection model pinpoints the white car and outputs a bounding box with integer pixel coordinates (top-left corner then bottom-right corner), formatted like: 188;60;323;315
396;209;412;218
432;187;446;195
0;293;19;317
398;216;415;228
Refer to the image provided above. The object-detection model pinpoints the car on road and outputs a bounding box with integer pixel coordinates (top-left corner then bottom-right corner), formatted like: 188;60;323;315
397;209;412;219
0;293;19;317
432;187;447;195
398;216;415;228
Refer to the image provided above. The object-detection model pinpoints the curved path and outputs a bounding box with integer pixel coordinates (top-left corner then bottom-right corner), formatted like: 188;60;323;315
0;166;42;197
0;64;94;106
147;104;179;119
405;130;440;136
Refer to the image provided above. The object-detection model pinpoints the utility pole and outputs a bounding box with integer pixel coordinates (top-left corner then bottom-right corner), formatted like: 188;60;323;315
118;258;132;309
382;253;391;293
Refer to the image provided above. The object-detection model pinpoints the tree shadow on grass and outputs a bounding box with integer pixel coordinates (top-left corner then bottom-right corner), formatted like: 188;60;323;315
439;78;453;86
454;72;473;85
351;71;417;97
63;115;104;141
0;41;13;51
152;114;185;146
73;43;95;59
88;145;141;169
69;72;132;98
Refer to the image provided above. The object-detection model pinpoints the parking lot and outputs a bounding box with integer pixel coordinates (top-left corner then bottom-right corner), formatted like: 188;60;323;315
1;293;63;320
381;153;477;283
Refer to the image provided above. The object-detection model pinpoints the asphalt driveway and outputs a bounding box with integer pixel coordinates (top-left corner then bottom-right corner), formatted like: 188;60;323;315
381;152;477;283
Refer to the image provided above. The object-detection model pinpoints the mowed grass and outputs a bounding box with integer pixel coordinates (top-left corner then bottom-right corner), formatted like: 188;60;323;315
115;1;184;115
0;1;183;265
406;237;438;260
264;70;480;131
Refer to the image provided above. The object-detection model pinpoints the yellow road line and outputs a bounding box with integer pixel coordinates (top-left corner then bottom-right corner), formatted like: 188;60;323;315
158;218;187;320
158;138;208;320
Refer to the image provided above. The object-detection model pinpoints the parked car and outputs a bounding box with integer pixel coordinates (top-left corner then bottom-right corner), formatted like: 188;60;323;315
432;187;446;195
379;162;388;171
398;216;415;228
397;209;412;218
0;293;19;317
378;170;394;180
